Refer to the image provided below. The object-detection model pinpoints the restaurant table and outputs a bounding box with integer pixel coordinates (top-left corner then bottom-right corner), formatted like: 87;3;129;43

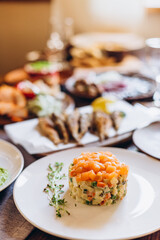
0;126;160;240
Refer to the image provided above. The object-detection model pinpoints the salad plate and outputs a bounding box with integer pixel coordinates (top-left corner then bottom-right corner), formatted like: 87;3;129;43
13;147;160;240
0;91;74;126
0;139;24;192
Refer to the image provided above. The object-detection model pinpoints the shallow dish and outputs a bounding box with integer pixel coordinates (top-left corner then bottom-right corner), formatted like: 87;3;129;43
133;122;160;160
70;33;144;51
13;147;160;240
0;139;24;191
5;101;151;154
65;73;156;101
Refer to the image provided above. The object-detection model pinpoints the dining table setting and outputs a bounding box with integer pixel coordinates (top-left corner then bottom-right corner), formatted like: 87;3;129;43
0;32;160;240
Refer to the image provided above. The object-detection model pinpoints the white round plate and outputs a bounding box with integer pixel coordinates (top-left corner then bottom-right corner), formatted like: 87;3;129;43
133;122;160;160
13;147;160;240
0;139;24;191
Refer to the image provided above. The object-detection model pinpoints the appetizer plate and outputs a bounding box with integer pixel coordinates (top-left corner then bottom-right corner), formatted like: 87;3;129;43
5;101;151;154
133;122;160;160
65;73;156;101
0;139;24;191
0;92;75;126
13;147;160;240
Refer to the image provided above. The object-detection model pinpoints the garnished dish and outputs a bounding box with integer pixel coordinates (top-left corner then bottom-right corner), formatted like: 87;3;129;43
69;151;128;206
65;71;156;100
69;33;144;69
24;61;60;86
0;60;74;124
43;151;128;218
69;45;125;68
13;147;160;240
28;94;63;117
5;98;149;154
0;86;73;124
0;167;8;186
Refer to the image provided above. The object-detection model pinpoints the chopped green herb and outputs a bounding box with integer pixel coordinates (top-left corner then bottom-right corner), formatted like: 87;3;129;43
111;195;117;200
122;180;126;185
112;200;116;204
0;168;8;186
83;189;88;194
70;178;72;182
86;200;92;205
91;181;97;187
44;162;70;218
99;191;104;197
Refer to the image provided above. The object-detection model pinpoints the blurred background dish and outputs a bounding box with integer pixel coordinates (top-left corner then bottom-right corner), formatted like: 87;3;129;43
0;84;74;125
133;121;160;160
69;33;144;69
0;59;75;125
5;99;153;155
65;71;156;101
0;139;24;192
70;33;144;50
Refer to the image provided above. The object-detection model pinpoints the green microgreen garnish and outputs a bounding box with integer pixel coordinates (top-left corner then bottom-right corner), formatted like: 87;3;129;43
111;195;117;200
44;162;70;218
83;189;88;194
91;181;97;187
86;200;92;205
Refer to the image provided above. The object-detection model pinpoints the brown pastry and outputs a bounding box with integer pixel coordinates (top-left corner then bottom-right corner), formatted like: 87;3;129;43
4;68;29;85
0;85;27;117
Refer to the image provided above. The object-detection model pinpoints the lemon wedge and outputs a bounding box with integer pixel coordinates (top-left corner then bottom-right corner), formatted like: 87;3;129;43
91;97;116;114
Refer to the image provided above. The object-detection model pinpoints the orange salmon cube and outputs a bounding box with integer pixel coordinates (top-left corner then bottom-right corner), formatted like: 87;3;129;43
81;172;90;181
97;181;106;188
76;174;82;182
106;165;116;173
88;170;96;181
